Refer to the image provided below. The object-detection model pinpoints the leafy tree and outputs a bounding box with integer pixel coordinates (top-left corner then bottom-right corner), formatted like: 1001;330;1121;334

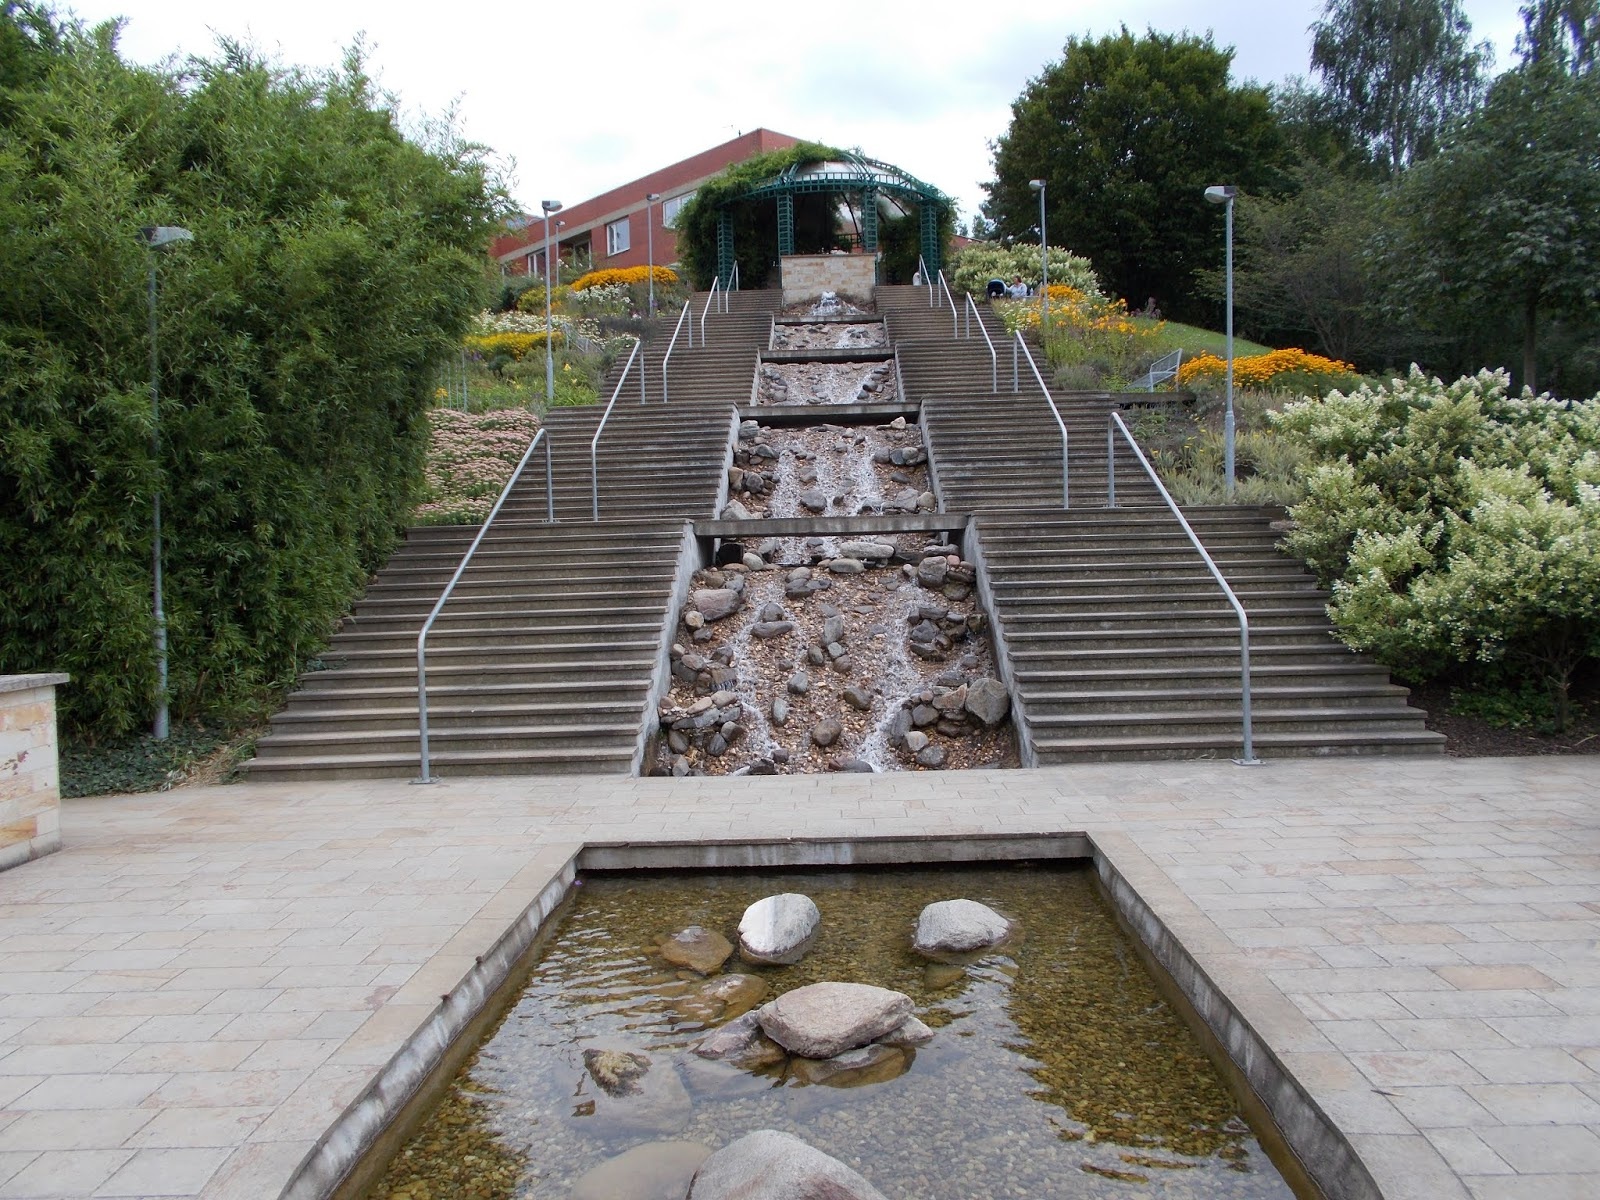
1273;368;1600;727
1384;63;1600;391
1517;0;1598;73
0;6;501;736
983;27;1288;321
1310;0;1492;174
1226;164;1402;366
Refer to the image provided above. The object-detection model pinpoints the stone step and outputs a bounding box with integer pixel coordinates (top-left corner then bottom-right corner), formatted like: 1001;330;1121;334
244;745;636;780
1032;728;1447;763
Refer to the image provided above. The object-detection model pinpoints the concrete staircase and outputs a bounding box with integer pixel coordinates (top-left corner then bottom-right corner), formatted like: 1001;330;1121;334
974;507;1445;762
246;521;695;780
245;290;776;780
881;282;1442;762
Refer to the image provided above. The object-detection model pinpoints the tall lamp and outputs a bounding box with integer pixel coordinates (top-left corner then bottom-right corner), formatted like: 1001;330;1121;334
139;224;194;741
645;193;661;317
1028;179;1047;328
1204;185;1238;500
541;199;563;402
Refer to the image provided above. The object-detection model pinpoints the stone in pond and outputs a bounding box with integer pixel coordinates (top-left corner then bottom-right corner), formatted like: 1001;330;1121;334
571;1140;713;1200
787;1043;909;1088
687;1129;889;1200
913;898;1016;956
676;973;768;1022
875;1014;935;1047
756;982;914;1059
658;926;733;975
738;893;820;965
694;1010;787;1069
578;1046;692;1135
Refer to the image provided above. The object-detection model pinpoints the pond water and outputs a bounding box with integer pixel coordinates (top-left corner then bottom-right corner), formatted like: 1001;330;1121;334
374;865;1300;1200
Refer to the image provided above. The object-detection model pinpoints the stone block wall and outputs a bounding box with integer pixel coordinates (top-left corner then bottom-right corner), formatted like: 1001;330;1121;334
0;673;68;872
780;254;878;306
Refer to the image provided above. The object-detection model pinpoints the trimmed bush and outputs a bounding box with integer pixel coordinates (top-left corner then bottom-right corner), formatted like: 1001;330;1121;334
1273;367;1600;727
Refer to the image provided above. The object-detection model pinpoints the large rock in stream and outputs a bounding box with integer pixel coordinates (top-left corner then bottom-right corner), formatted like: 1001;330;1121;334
658;926;733;974
571;1141;713;1200
913;899;1016;956
738;893;820;965
688;1129;889;1200
755;982;913;1059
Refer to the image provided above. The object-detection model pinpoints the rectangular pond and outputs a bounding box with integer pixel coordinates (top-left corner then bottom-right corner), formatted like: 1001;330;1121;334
370;863;1307;1199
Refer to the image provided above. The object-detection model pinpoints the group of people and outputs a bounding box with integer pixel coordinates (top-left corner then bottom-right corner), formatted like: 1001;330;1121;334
986;276;1032;299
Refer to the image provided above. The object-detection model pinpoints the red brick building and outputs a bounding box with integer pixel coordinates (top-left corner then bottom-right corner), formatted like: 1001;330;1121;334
493;129;802;278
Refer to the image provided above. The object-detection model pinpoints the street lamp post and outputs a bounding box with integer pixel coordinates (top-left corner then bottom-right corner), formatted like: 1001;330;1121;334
645;193;660;318
139;224;193;741
1204;186;1238;500
1028;179;1047;328
541;199;563;403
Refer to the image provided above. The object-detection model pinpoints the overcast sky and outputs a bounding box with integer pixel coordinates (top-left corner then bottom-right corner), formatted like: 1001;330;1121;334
66;0;1529;223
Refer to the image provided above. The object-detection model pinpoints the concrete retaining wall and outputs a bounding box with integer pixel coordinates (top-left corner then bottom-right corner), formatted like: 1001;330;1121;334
0;673;69;872
780;254;877;306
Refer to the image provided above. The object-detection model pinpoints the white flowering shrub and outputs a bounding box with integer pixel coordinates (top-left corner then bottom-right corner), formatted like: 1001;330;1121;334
1271;367;1600;725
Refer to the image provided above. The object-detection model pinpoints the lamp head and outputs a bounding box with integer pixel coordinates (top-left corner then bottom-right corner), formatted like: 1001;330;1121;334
1028;179;1045;192
646;192;661;202
1204;185;1237;204
140;225;193;249
540;199;563;215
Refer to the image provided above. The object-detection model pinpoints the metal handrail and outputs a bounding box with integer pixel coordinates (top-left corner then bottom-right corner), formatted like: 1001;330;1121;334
415;427;553;783
727;260;739;304
700;277;721;343
663;300;691;402
592;338;643;519
936;271;958;336
1014;332;1070;508
1107;410;1260;764
917;255;934;306
964;293;997;392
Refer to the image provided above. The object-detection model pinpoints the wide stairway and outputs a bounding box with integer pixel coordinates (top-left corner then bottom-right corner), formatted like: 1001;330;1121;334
883;284;1444;762
876;284;1160;508
245;291;773;780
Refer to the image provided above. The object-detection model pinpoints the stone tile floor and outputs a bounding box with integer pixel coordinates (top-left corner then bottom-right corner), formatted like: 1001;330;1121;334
0;757;1594;1199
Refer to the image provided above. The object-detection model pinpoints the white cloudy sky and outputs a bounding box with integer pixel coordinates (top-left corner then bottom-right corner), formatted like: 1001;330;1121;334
66;0;1528;222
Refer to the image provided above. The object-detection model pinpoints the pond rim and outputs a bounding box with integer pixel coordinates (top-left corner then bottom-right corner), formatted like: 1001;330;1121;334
279;831;1373;1200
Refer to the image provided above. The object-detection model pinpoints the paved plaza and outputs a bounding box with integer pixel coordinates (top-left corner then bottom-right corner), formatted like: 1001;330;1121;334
0;757;1595;1199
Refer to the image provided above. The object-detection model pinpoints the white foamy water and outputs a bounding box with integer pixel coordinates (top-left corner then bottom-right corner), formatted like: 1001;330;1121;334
758;361;895;405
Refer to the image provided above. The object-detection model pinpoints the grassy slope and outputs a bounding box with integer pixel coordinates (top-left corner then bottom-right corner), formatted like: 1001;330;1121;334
1137;317;1273;360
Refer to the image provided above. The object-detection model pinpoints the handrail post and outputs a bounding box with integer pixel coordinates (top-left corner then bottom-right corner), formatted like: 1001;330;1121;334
416;427;549;783
700;278;720;344
1012;337;1019;393
662;301;690;403
1106;420;1117;507
937;271;958;337
964;293;997;392
592;338;642;519
1107;411;1261;765
1016;332;1068;508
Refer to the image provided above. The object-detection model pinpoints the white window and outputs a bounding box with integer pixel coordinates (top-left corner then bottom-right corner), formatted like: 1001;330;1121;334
606;217;631;256
662;191;695;229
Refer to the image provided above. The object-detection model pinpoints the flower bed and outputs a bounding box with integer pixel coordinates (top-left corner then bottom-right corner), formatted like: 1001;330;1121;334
1177;349;1358;392
415;408;542;524
571;265;679;291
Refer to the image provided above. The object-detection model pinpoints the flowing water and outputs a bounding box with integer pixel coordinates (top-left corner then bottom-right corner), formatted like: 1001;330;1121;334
758;360;897;405
373;865;1301;1200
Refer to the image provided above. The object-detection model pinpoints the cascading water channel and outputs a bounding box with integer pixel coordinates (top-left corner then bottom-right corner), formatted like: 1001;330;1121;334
654;301;1017;777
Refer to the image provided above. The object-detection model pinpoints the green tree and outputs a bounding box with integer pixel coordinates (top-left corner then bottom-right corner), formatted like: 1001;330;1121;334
0;7;502;736
1310;0;1492;175
1517;0;1598;73
1385;63;1600;391
982;27;1288;321
1226;164;1406;366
